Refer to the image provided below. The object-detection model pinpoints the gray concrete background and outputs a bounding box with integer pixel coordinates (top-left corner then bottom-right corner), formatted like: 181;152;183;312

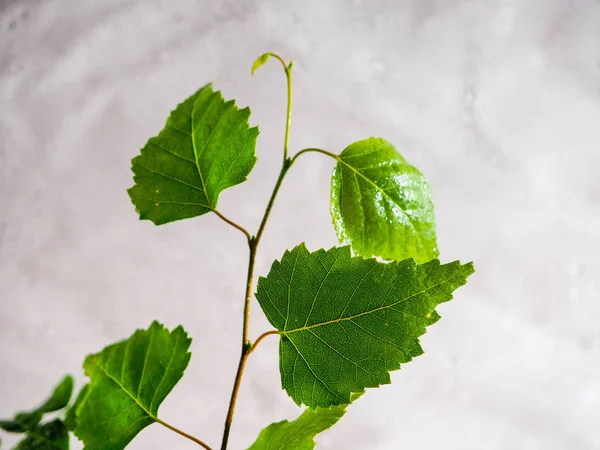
1;1;599;449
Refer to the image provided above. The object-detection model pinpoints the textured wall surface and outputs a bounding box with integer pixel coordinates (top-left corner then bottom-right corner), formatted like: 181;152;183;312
1;1;599;449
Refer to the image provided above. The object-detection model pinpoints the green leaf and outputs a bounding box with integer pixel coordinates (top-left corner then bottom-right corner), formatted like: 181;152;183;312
0;414;40;434
251;53;273;75
37;376;74;414
247;405;347;450
0;376;73;434
255;244;474;408
74;322;192;450
14;420;69;450
330;137;438;263
64;385;88;431
128;84;259;225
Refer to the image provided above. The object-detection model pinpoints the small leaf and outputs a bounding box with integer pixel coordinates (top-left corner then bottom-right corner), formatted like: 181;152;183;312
0;414;40;433
251;53;272;75
74;322;192;450
37;376;74;414
256;244;474;408
247;405;347;450
64;384;88;431
330;137;438;263
128;84;259;225
14;419;69;450
0;375;73;433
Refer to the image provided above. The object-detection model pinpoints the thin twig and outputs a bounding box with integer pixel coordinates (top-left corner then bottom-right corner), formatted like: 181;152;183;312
253;159;292;246
219;53;295;450
156;418;213;450
250;330;280;354
260;53;293;162
290;147;339;166
213;209;251;242
220;242;256;450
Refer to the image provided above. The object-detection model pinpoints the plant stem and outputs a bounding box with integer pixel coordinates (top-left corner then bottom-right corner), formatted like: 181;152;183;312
290;147;339;166
213;209;251;242
250;330;280;354
219;144;292;450
220;242;256;450
156;418;213;450
254;158;292;245
219;53;294;450
267;53;293;161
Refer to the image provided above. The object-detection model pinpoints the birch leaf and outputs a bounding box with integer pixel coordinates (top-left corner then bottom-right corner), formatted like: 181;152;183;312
331;137;438;263
247;405;347;450
128;84;258;225
74;322;192;450
256;244;474;408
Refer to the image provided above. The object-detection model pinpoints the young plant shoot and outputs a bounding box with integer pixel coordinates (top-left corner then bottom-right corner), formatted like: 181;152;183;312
1;53;474;450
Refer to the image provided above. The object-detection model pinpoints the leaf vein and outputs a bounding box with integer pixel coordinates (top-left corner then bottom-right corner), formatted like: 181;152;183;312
284;272;464;334
133;164;205;193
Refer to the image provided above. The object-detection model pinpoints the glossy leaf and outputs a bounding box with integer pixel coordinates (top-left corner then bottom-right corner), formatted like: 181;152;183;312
128;84;259;225
14;420;69;450
74;322;192;450
330;137;438;263
247;405;347;450
0;375;73;433
256;244;474;408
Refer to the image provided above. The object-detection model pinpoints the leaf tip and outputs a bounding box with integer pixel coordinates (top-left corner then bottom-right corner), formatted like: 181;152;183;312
172;324;193;346
149;320;164;330
426;309;442;325
63;374;75;386
251;52;272;75
464;261;476;275
455;260;476;281
295;241;309;252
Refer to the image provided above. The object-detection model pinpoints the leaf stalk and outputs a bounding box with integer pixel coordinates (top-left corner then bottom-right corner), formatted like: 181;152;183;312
290;147;339;165
249;330;280;354
156;418;213;449
213;209;252;242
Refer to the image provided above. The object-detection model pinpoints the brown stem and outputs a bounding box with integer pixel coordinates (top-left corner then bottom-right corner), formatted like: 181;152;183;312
220;53;294;450
220;241;256;450
290;147;338;166
250;330;280;354
213;209;251;242
156;418;213;450
220;159;290;450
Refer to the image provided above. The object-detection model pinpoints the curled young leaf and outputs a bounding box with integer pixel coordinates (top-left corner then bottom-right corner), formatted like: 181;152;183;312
256;244;474;408
128;84;259;225
251;52;273;75
74;322;192;450
330;137;438;263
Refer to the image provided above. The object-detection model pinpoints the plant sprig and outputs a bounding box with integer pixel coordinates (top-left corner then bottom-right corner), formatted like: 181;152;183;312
2;52;474;450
